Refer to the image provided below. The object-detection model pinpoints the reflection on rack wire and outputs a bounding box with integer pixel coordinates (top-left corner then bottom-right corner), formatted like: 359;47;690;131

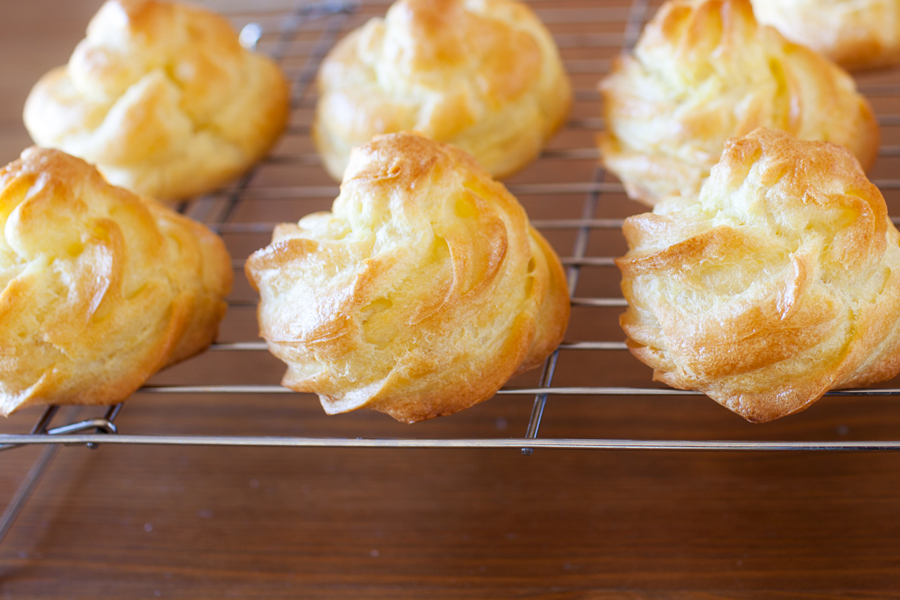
0;407;118;453
3;434;900;451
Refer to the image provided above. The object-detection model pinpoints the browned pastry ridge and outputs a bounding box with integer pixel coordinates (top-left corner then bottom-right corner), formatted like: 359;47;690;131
599;0;879;206
313;0;572;182
752;0;900;71
246;132;570;423
0;148;233;417
24;0;290;202
616;128;900;423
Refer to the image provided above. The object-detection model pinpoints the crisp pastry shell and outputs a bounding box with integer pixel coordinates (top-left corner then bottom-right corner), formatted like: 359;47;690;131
23;0;290;201
246;132;570;423
751;0;900;71
0;147;232;417
599;0;879;206
312;0;571;181
617;128;900;422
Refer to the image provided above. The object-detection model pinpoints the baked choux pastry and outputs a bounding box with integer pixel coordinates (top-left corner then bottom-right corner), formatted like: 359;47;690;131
246;132;570;423
24;0;290;202
752;0;900;71
617;128;900;423
0;147;232;417
600;0;879;206
313;0;572;181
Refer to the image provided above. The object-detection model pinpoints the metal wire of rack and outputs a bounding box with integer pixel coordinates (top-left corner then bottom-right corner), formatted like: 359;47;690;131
4;0;900;542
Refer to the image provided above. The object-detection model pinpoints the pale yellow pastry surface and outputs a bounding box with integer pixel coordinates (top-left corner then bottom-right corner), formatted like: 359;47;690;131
313;0;572;181
0;147;233;417
616;128;900;422
24;0;290;202
752;0;900;71
600;0;879;206
246;132;570;423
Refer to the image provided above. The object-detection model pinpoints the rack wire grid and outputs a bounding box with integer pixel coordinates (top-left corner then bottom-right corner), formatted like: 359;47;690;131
4;0;900;541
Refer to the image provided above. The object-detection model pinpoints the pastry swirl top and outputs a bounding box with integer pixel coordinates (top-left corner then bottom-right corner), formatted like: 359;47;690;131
24;0;290;201
313;0;572;181
0;148;232;417
246;132;570;423
752;0;900;71
600;0;879;206
616;128;900;422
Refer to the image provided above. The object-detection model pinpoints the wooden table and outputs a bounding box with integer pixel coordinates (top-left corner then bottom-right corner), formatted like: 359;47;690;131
2;0;900;597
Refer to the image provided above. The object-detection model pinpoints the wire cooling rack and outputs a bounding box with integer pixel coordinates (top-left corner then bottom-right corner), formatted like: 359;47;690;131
4;0;900;541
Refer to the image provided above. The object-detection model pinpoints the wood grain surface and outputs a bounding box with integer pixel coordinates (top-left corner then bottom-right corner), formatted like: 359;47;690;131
2;0;900;598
